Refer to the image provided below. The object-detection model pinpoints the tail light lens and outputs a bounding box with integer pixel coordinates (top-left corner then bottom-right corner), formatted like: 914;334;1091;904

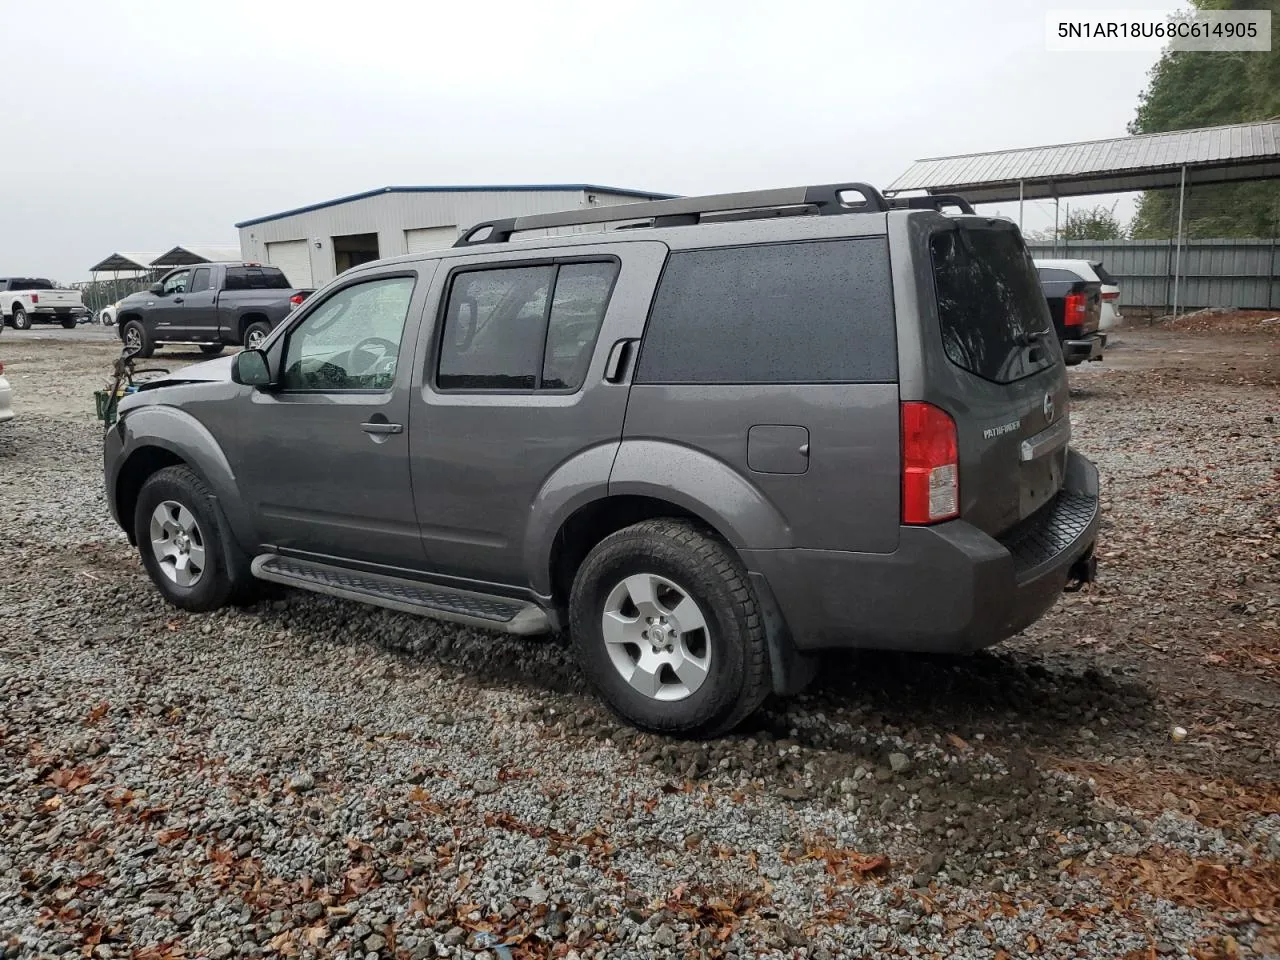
289;294;305;309
0;361;5;375
901;402;959;525
30;293;39;304
1063;292;1087;331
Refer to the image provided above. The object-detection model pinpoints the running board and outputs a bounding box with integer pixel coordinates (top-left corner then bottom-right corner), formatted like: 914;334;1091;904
251;554;551;635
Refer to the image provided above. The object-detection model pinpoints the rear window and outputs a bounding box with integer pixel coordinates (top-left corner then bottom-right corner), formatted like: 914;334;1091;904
1090;261;1118;285
10;278;54;291
635;239;896;384
225;267;291;291
931;228;1055;384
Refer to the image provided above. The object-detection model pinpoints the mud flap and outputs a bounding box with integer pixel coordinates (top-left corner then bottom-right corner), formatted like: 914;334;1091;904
749;572;819;696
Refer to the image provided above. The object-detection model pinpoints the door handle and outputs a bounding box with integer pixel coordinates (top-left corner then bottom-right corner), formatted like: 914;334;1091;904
173;297;184;304
361;421;403;435
604;338;639;383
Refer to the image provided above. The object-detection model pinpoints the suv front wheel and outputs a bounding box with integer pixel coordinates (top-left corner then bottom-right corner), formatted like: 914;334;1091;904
569;518;770;736
134;465;254;611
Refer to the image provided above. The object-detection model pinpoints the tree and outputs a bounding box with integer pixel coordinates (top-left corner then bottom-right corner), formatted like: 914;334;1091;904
1128;0;1280;239
1061;204;1126;241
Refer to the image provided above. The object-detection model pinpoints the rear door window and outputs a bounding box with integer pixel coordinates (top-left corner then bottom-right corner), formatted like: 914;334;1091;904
931;228;1055;384
225;267;292;290
635;239;896;384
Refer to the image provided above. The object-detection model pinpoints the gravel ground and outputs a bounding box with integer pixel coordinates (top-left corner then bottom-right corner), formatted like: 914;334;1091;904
1;326;1278;959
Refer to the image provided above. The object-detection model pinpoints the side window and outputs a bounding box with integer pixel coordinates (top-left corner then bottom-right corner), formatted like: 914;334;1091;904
162;270;191;295
281;276;415;392
635;240;896;384
542;262;617;390
188;268;211;294
437;260;617;392
1036;267;1083;283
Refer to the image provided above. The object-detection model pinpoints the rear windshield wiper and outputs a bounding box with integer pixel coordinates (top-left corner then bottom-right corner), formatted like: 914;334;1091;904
1016;328;1054;346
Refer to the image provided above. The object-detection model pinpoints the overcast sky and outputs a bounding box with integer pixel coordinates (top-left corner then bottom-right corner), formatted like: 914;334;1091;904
3;0;1176;282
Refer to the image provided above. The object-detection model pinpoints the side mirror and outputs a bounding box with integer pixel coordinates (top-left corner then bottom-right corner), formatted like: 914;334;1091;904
231;349;272;386
149;282;164;295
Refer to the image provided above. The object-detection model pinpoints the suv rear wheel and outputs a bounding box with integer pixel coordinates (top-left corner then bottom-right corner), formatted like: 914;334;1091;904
134;465;254;612
569;518;769;736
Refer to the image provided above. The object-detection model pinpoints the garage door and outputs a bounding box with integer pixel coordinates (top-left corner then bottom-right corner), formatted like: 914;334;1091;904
265;240;313;288
405;226;458;255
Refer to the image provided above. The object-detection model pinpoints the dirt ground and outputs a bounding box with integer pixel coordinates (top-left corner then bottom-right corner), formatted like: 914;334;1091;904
1;321;1278;959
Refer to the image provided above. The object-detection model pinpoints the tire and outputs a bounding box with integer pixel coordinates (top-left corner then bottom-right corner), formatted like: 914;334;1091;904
199;344;225;356
11;306;31;330
61;317;77;329
569;518;770;737
242;321;271;351
121;320;153;358
133;465;255;612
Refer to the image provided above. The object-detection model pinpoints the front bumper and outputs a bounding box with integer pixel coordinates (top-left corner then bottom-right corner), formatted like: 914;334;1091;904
743;450;1100;653
1063;332;1106;365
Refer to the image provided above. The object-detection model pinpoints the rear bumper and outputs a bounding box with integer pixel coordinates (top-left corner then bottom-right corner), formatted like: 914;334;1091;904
30;306;88;317
743;450;1100;653
1063;332;1106;365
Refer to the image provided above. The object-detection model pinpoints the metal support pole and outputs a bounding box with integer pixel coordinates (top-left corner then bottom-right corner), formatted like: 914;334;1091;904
1173;164;1186;318
1018;180;1024;232
1053;196;1060;256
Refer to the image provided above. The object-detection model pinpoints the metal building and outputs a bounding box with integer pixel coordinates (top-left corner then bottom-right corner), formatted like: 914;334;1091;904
234;184;673;288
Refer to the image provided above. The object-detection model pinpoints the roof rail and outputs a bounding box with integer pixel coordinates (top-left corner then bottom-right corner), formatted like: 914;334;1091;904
453;182;891;247
887;194;976;215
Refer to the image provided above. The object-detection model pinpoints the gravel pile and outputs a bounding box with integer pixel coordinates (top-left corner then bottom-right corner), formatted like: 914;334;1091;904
1;331;1277;959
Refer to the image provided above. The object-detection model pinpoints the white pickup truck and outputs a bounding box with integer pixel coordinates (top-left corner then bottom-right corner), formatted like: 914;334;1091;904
1;277;88;329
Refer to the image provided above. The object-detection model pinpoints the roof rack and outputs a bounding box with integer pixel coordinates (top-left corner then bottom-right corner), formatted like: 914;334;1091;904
454;182;894;247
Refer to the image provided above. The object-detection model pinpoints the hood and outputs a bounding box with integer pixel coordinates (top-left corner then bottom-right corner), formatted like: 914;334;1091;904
135;354;235;391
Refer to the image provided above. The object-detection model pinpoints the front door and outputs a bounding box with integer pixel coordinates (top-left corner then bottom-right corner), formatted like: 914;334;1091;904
236;267;432;569
179;266;219;342
152;268;190;339
408;242;666;586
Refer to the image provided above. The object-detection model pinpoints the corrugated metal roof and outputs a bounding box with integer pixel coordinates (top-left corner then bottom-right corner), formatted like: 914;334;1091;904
235;184;677;228
88;252;163;273
151;245;243;266
886;121;1280;204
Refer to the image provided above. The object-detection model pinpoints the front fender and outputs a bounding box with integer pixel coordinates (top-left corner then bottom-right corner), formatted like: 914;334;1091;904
109;404;256;549
609;440;794;550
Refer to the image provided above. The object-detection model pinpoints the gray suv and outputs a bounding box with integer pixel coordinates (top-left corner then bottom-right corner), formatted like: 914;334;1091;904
103;183;1100;736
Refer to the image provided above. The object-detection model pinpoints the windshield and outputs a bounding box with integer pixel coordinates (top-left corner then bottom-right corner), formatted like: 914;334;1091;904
930;227;1058;384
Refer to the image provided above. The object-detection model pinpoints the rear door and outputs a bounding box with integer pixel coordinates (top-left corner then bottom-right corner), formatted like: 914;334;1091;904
178;266;219;342
408;242;667;585
916;221;1070;536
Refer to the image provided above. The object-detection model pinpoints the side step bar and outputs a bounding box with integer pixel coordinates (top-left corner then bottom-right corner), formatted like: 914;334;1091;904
251;554;551;635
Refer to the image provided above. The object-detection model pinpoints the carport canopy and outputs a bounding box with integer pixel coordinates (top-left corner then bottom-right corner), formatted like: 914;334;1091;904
885;120;1280;204
151;245;243;266
88;252;162;273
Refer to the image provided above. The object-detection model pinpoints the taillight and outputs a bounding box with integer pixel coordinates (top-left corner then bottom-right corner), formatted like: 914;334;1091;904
1101;291;1119;301
901;402;959;525
289;294;304;309
29;293;38;304
1063;292;1087;331
0;361;5;375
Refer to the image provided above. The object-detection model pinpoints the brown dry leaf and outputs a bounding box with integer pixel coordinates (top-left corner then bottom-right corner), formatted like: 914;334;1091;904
945;733;970;752
76;873;106;889
46;766;92;791
1026;933;1040;953
85;702;109;724
157;828;189;845
994;950;1011;960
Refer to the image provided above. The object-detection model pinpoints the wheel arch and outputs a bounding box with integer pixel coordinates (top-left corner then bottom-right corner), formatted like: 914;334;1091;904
110;406;255;550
